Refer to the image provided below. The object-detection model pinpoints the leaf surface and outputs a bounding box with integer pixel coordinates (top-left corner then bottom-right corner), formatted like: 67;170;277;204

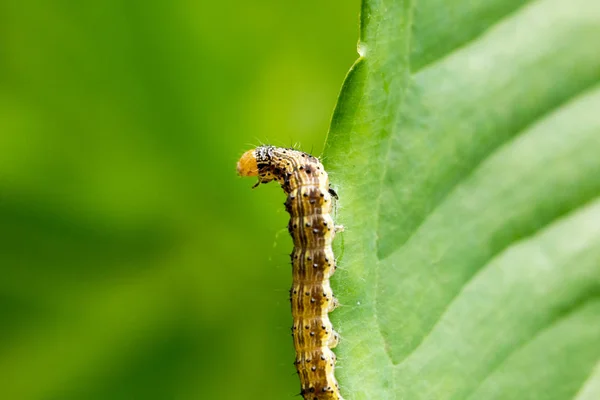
324;0;600;398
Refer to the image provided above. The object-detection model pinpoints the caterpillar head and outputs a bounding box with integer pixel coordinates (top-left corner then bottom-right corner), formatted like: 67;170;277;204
237;146;278;187
237;149;259;177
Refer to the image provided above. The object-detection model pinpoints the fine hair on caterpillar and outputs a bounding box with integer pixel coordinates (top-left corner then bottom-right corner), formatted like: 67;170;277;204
237;145;345;400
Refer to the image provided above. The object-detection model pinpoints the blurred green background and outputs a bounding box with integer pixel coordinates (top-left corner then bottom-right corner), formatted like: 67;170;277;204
0;1;358;399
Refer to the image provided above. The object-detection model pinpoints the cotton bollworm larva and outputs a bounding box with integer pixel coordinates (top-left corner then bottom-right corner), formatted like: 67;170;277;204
237;146;344;400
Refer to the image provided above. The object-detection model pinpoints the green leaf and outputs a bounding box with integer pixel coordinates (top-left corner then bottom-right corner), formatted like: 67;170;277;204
324;0;600;399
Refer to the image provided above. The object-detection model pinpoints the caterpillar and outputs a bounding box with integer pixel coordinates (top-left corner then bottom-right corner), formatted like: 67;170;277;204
237;145;344;400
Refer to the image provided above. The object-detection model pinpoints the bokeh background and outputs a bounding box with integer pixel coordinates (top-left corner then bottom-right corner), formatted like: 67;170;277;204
0;1;359;399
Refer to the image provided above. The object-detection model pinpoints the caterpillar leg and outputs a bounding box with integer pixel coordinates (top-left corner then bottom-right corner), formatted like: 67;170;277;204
328;330;340;348
329;296;340;312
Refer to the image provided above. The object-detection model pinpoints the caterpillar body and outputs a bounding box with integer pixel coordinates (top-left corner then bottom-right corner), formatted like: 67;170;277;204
237;146;344;400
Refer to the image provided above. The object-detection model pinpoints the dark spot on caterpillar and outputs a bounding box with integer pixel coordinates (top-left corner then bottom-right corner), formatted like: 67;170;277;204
237;146;344;400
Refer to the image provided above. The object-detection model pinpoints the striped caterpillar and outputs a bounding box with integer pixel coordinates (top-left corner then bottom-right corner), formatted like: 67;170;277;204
237;146;344;400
